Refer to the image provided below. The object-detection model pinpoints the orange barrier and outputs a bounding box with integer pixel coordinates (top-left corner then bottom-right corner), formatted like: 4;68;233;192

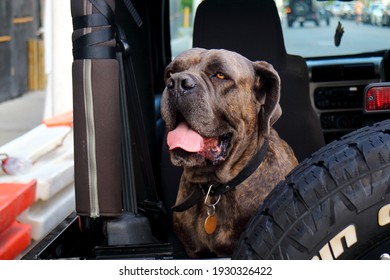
42;111;73;127
0;222;31;260
0;180;36;234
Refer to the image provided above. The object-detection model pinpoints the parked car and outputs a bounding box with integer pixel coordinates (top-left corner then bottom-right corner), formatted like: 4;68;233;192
339;2;353;19
329;2;342;16
23;0;390;260
362;6;373;24
383;7;390;26
371;4;387;26
286;0;330;27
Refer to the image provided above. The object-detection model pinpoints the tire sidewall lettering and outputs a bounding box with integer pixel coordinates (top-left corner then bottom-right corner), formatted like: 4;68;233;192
378;204;390;227
313;225;357;260
314;204;390;260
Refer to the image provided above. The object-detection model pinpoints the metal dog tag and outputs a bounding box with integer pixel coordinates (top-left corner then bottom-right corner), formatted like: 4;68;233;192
203;185;221;235
204;214;217;235
204;204;217;234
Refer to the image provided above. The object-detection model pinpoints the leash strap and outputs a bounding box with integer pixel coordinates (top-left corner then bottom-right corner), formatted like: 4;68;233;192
171;187;204;212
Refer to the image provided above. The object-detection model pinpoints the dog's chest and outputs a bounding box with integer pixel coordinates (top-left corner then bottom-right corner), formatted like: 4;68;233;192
173;191;257;257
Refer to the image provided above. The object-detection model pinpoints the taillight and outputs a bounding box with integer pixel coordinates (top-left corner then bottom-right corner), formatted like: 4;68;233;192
365;84;390;112
286;7;292;14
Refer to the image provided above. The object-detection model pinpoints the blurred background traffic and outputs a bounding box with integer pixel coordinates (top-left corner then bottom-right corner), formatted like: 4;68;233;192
170;0;390;58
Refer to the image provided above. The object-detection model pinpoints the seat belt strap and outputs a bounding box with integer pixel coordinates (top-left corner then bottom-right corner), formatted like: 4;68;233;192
123;0;143;27
117;51;138;213
116;28;162;212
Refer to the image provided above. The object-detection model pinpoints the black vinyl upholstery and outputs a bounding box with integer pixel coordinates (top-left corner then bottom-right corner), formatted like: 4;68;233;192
192;0;325;161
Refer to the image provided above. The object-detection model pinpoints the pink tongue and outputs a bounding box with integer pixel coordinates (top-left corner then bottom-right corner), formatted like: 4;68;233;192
167;122;205;152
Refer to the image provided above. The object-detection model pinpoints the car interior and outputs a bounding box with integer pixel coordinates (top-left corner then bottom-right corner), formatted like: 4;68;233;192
23;0;390;259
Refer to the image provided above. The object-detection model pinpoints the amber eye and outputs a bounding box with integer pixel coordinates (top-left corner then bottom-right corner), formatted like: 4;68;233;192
216;72;226;79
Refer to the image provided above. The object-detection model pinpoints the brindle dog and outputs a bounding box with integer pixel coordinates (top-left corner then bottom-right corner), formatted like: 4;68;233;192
161;48;298;258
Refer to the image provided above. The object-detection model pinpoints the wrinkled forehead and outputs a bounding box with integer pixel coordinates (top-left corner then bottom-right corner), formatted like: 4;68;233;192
169;48;253;76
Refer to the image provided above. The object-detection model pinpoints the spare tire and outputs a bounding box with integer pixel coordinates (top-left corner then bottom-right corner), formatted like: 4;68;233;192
233;120;390;260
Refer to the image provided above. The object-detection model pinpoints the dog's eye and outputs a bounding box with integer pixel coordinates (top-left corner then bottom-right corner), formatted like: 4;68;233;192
167;71;173;78
216;72;226;80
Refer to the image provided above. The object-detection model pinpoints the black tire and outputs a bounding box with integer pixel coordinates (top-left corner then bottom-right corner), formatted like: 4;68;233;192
233;120;390;260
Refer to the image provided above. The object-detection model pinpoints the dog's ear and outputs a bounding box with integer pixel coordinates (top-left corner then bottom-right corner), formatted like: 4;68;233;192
252;61;282;136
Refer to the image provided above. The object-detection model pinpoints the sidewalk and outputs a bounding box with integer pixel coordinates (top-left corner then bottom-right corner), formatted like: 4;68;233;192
0;91;46;147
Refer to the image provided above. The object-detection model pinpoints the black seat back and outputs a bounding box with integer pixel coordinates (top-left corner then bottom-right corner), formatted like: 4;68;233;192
192;0;325;161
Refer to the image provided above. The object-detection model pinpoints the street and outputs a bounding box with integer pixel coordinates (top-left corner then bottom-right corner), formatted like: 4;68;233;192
171;17;390;59
282;17;390;57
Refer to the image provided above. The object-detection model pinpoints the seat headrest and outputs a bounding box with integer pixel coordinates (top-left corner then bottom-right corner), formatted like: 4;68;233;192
193;0;287;69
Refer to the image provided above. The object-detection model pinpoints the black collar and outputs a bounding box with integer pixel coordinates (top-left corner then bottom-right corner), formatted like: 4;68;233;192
172;139;269;212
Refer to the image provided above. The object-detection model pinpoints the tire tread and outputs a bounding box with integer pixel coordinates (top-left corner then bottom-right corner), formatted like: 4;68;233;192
233;120;390;259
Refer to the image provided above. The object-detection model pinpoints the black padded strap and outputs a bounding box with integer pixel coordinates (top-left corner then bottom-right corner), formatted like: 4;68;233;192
73;45;116;60
72;0;116;60
89;0;115;24
73;13;110;30
73;27;115;49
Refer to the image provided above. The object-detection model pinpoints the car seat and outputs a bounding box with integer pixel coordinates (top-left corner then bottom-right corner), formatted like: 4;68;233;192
192;0;325;162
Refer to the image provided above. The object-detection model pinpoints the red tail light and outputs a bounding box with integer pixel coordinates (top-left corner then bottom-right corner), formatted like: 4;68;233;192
286;7;292;14
365;84;390;112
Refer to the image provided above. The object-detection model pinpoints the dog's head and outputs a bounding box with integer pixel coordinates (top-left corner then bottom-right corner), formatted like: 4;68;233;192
161;48;281;168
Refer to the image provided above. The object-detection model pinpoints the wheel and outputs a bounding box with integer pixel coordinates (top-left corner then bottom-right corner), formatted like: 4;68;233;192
233;120;390;260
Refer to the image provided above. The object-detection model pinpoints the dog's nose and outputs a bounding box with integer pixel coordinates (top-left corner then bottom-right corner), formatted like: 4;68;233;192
180;76;196;91
167;74;196;94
